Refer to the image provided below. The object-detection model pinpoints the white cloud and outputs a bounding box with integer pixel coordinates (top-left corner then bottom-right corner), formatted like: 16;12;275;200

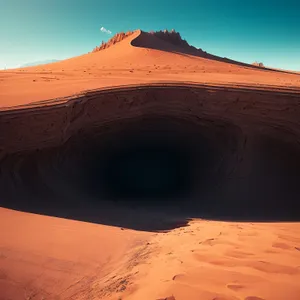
100;27;112;35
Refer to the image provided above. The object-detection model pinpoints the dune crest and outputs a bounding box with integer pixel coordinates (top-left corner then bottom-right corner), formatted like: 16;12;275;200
92;30;136;52
136;29;206;54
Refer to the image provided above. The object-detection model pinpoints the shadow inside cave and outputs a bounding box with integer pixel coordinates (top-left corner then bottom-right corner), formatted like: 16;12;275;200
1;116;300;232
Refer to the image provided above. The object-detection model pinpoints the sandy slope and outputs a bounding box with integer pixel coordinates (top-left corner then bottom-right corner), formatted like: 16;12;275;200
1;30;300;108
0;208;151;300
1;207;300;300
1;30;300;300
130;221;300;300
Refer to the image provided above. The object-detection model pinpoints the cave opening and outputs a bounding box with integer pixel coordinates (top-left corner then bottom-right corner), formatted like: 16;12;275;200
101;142;191;201
79;117;219;208
1;112;300;231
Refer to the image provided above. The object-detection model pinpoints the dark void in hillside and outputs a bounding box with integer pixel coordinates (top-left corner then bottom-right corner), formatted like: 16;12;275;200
1;112;300;231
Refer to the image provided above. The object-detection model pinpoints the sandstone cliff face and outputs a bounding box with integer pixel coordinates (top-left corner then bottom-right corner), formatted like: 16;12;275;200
1;84;299;155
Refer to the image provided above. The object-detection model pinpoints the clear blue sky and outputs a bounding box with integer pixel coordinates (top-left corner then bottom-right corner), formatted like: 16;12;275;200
1;0;299;70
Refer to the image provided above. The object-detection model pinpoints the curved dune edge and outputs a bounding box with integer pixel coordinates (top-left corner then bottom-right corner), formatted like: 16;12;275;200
1;82;300;155
130;30;297;75
1;81;300;111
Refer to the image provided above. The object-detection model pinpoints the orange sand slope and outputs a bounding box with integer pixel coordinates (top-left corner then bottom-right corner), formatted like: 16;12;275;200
1;207;300;300
1;29;300;108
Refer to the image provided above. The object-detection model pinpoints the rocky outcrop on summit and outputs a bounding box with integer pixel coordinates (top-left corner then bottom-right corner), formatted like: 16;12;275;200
252;61;265;67
149;29;202;51
91;29;205;55
92;31;134;52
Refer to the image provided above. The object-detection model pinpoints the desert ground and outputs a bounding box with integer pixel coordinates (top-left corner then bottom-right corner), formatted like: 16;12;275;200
0;30;300;300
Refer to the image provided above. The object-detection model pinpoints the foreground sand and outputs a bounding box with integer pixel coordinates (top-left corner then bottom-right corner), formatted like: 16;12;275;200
1;207;300;300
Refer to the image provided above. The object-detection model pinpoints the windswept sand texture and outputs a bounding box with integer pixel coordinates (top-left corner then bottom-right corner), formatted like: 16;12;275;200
0;29;300;300
1;209;300;300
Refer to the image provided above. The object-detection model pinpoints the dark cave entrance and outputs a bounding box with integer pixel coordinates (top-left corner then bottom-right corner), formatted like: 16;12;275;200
102;142;191;200
1;114;300;231
80;117;220;207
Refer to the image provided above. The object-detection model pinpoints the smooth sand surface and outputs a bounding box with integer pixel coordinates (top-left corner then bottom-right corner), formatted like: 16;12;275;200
1;30;300;299
1;208;300;300
0;208;150;300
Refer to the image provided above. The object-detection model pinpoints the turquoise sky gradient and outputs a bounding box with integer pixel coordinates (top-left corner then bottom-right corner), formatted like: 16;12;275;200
1;0;299;70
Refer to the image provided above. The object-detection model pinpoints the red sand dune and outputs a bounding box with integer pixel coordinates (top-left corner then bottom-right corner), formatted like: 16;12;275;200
1;29;300;108
0;29;300;300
